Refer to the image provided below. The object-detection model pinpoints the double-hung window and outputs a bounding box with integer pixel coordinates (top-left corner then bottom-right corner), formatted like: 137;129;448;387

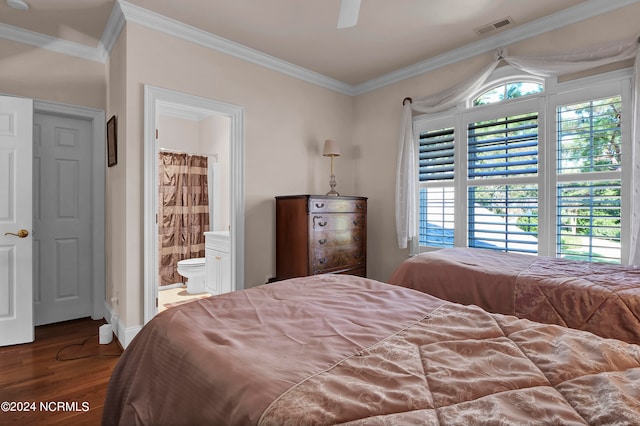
555;92;625;262
418;117;455;247
414;68;631;264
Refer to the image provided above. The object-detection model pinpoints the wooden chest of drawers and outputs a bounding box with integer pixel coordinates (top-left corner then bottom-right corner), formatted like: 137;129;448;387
275;195;367;280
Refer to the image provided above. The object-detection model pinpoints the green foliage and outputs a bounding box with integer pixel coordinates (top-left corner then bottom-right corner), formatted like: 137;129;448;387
473;82;543;106
558;97;622;173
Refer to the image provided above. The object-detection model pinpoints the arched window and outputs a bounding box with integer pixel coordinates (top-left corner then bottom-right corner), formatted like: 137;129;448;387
473;81;544;106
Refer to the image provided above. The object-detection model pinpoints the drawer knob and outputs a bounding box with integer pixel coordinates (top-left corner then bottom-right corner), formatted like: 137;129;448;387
356;204;364;210
353;219;361;226
318;257;328;264
315;202;325;208
318;238;327;245
313;216;327;227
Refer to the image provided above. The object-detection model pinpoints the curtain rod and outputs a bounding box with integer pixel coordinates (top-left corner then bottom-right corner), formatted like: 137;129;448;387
159;148;218;160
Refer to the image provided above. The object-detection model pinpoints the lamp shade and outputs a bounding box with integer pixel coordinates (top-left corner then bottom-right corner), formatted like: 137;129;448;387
322;139;340;157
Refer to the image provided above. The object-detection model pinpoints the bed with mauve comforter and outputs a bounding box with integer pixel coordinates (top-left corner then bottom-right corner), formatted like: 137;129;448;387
389;247;640;344
103;274;640;425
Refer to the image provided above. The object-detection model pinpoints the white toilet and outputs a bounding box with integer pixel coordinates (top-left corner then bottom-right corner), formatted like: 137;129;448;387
177;257;206;294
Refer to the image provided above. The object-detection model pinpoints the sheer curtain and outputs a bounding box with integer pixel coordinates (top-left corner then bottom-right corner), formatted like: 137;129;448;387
396;37;640;264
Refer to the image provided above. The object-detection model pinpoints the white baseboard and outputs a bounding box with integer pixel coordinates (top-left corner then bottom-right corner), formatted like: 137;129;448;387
104;301;143;349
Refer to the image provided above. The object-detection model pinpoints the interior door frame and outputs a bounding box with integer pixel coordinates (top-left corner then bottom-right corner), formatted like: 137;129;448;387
33;99;106;322
143;85;245;324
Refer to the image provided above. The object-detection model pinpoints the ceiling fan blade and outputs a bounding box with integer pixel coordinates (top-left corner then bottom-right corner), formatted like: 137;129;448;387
337;0;361;29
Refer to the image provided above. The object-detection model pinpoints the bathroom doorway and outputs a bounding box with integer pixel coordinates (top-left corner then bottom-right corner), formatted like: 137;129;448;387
143;86;244;323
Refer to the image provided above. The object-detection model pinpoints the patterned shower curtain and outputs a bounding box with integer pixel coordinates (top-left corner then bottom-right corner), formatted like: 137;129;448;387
158;152;210;286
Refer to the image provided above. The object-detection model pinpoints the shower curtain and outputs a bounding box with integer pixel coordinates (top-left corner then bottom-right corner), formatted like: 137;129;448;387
158;152;210;286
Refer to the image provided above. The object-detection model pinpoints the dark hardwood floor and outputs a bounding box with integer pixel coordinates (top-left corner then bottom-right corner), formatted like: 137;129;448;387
0;318;122;425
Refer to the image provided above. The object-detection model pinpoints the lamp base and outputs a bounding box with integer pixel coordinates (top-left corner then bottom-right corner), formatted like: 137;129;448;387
326;173;339;196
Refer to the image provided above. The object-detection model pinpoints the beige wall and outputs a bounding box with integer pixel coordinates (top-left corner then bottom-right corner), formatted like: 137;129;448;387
158;115;201;153
201;114;231;231
0;38;105;108
105;26;129;325
110;23;355;326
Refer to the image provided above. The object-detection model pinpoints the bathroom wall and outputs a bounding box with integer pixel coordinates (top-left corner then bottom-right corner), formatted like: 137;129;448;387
200;114;231;231
157;113;231;231
158;115;201;153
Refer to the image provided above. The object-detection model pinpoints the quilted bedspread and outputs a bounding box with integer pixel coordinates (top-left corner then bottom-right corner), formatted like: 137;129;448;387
515;256;640;344
389;248;640;344
103;275;640;425
261;302;640;425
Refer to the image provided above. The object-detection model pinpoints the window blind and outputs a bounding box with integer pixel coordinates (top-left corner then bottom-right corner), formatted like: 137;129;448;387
468;113;538;179
419;127;454;181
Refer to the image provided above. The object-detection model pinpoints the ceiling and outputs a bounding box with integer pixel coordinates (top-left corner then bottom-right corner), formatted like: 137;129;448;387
0;0;634;91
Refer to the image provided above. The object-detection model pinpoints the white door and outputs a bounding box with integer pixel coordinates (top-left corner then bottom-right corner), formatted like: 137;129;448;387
0;96;33;346
33;113;93;326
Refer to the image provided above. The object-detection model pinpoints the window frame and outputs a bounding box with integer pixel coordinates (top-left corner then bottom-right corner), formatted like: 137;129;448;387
411;65;633;263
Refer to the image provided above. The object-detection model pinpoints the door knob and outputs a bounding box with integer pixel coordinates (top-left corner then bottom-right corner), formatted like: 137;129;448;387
4;229;29;238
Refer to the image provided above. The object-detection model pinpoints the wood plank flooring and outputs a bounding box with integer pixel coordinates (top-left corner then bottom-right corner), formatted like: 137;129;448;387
0;318;122;425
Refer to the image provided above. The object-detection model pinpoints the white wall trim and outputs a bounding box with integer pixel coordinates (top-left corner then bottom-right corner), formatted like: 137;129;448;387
105;300;141;348
144;85;245;325
0;22;104;62
33;99;106;324
1;0;636;96
98;0;126;62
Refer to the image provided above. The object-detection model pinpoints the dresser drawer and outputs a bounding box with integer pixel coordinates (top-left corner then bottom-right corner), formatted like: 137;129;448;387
310;213;365;232
311;246;365;274
308;198;366;214
311;228;364;249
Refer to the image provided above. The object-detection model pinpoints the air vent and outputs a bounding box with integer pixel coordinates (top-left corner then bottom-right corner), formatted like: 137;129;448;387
474;16;513;36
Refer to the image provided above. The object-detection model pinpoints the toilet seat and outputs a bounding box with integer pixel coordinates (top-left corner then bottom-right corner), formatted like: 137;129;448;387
178;258;205;267
177;257;206;294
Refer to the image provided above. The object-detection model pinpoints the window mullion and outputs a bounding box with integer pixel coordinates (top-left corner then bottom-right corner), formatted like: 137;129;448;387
454;114;467;247
538;93;554;257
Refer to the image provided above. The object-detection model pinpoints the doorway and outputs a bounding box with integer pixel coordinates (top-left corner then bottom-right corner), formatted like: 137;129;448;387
33;101;106;326
156;110;230;311
0;96;106;347
143;86;245;324
33;112;92;325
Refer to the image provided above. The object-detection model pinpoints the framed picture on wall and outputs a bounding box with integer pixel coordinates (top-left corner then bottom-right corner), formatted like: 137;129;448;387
107;115;117;167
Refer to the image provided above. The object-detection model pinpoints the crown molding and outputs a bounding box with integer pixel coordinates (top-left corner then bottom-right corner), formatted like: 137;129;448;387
98;0;126;62
351;0;640;95
117;1;354;95
0;0;637;95
0;22;104;62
